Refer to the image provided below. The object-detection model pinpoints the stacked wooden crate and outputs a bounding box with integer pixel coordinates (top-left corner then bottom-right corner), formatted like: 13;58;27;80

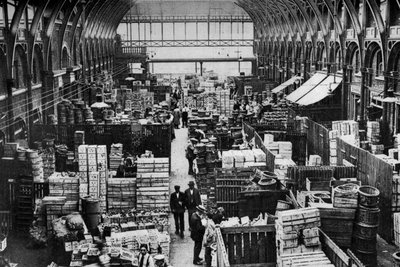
367;121;380;145
78;145;108;212
136;158;170;210
393;213;400;247
107;178;137;211
109;143;123;171
42;196;67;231
216;90;233;117
276;208;328;266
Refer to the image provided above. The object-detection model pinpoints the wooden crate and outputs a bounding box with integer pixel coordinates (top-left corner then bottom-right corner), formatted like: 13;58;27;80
218;225;277;266
315;206;356;248
216;226;355;267
107;178;136;211
136;187;169;210
215;167;266;217
306;177;335;191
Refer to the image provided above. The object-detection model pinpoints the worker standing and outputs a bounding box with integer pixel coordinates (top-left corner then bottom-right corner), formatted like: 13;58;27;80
181;104;189;128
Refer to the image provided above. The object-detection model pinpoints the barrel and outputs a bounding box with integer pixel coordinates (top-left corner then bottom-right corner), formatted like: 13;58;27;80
393;251;400;267
356;206;380;225
358;186;379;208
353;222;378;239
352;234;376;253
81;196;101;232
258;177;277;190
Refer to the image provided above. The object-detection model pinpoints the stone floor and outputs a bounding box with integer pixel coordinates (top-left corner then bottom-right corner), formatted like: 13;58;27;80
168;127;204;267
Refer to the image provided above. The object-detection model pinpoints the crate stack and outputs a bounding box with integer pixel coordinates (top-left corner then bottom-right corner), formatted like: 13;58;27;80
78;145;108;212
107;178;137;211
222;149;267;169
216;90;233;117
276;208;333;267
109;143;123;171
47;172;80;225
331;120;360;151
394;213;400;247
367;121;380;145
26;149;44;182
328;130;339;166
136;158;170;210
42;196;67;232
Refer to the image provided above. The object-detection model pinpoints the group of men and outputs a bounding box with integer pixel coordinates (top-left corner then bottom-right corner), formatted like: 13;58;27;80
170;181;224;266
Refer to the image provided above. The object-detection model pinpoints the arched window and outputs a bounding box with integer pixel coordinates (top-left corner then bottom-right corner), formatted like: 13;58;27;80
62;47;70;69
14;45;27;89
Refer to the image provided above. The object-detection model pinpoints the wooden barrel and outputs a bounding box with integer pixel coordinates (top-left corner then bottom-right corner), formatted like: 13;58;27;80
352;234;376;253
258;177;277;190
358;186;379;208
356;206;380;225
392;251;400;267
353;222;378;239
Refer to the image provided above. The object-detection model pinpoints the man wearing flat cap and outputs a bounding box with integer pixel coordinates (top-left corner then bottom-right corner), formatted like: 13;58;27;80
170;185;186;238
185;181;202;227
190;205;207;265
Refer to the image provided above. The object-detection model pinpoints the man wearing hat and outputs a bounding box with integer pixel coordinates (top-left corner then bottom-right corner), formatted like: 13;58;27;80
190;205;207;265
170;185;186;238
185;181;202;227
185;139;196;175
154;254;171;267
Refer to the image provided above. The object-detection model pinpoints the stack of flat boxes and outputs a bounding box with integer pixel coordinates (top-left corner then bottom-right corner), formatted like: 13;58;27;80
107;178;137;211
216;90;233;117
136;158;169;210
109;143;123;171
275;208;333;267
78;145;108;212
329;120;360;165
46;173;80;229
264;134;293;159
42;148;55;180
222;149;267;169
367;121;380;145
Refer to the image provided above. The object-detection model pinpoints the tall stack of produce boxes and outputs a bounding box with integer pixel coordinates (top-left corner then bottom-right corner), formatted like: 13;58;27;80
107;178;137;212
136;158;170;210
78;145;108;212
329;120;359;165
276;208;335;266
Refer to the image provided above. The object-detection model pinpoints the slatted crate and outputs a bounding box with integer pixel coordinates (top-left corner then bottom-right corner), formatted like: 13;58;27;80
107;178;137;212
136;187;169;210
136;173;169;187
215;167;266;217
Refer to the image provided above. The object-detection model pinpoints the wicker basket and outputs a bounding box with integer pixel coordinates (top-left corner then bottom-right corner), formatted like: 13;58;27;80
358;186;379;208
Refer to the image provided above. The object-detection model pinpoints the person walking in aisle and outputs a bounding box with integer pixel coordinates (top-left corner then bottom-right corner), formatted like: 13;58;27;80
170;185;185;238
190;205;207;265
137;244;155;267
185;181;202;228
185;138;197;175
181;104;189;128
173;107;181;129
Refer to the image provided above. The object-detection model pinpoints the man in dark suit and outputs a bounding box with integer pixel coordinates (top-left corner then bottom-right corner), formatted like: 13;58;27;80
170;185;185;238
190;205;206;265
184;181;202;227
